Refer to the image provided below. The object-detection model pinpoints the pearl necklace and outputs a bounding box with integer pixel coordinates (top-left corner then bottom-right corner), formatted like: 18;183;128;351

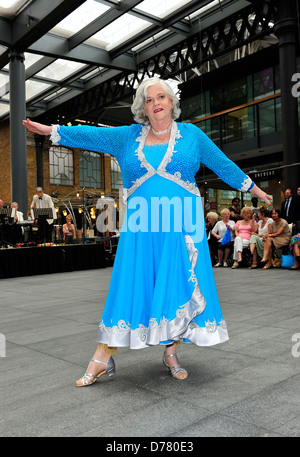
151;124;172;136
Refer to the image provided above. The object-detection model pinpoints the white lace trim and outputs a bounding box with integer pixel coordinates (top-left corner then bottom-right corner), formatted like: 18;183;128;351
50;125;61;145
123;121;199;202
99;317;227;342
97;313;228;348
239;175;253;192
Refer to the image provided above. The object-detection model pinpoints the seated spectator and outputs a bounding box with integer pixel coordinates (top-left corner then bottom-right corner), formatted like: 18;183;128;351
206;211;219;265
289;229;300;271
260;209;292;270
63;214;76;243
10;202;24;244
211;208;235;267
229;197;242;222
249;207;273;268
232;207;257;269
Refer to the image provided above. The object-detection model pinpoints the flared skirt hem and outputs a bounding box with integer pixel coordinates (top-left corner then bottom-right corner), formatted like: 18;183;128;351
96;317;229;350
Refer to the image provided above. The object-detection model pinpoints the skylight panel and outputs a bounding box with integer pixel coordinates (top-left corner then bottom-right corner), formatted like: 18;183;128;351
35;59;86;81
131;30;170;52
1;79;51;102
80;68;103;80
2;53;43;72
185;0;224;20
135;0;193;19
25;80;52;101
0;74;9;97
23;53;44;70
0;104;9;117
85;14;152;50
1;0;19;8
0;0;26;17
43;88;70;102
49;0;110;38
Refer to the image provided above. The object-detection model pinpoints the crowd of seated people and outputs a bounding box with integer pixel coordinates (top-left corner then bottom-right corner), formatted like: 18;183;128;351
206;188;300;271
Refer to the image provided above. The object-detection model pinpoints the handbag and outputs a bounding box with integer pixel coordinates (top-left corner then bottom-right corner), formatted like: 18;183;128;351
281;253;295;269
221;227;231;245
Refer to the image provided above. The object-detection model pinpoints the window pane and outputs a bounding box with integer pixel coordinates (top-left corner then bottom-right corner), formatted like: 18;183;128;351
258;99;275;135
80;150;102;188
253;67;274;100
111;157;123;190
49;146;74;185
210;77;247;113
222;106;255;144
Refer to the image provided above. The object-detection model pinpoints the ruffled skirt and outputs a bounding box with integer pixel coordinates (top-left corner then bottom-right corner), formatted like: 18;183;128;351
96;175;229;349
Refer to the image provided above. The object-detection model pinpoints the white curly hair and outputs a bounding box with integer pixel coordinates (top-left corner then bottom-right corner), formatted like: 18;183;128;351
131;77;181;124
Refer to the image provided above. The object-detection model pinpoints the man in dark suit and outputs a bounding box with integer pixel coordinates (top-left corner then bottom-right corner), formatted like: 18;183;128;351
281;188;299;224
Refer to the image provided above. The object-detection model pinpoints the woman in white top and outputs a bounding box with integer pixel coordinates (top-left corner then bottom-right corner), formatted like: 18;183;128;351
211;208;235;267
249;206;273;268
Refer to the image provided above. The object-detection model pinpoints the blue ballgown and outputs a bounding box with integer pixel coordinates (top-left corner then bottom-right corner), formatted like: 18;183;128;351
51;121;254;349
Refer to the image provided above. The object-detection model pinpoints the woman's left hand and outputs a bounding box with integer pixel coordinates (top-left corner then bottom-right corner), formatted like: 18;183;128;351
249;184;272;205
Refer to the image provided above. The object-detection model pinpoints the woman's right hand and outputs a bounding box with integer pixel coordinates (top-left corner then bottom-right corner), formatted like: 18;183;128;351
22;118;52;136
249;184;272;206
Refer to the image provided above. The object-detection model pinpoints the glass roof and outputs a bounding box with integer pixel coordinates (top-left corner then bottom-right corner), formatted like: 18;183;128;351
85;13;152;50
50;1;111;38
0;0;272;125
136;0;193;18
35;59;87;81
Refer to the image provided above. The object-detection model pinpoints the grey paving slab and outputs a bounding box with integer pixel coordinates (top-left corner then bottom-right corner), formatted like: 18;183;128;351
0;265;300;437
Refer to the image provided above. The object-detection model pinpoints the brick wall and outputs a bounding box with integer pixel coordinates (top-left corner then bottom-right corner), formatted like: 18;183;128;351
0;122;120;222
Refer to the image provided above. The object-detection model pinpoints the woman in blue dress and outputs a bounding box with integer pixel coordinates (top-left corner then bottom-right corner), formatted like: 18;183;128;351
23;77;271;385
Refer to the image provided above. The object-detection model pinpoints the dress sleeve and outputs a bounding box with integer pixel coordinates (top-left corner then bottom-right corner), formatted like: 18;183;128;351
50;124;131;163
195;126;254;192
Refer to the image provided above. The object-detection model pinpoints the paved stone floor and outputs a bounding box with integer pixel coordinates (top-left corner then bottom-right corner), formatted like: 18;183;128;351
1;265;300;437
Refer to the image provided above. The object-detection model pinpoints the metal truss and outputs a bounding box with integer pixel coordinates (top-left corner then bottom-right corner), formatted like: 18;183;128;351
38;1;277;125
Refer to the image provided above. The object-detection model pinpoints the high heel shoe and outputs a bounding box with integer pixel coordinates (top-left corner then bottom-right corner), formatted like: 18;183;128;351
163;352;188;380
76;356;115;387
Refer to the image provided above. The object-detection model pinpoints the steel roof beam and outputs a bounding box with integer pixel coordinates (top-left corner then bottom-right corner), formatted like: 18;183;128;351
28;34;137;71
11;0;86;48
0;17;11;46
0;0;86;69
28;68;122;118
110;0;215;59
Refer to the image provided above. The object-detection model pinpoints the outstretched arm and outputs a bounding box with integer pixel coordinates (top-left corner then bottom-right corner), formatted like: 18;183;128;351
23;118;130;162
